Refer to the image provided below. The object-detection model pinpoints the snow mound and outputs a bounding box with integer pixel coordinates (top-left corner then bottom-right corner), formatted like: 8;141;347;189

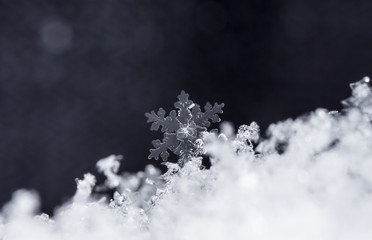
1;78;372;240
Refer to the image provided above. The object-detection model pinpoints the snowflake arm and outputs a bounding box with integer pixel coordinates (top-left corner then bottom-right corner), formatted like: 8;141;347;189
174;90;193;125
194;102;224;128
148;133;179;161
173;139;196;166
191;103;202;116
145;108;179;133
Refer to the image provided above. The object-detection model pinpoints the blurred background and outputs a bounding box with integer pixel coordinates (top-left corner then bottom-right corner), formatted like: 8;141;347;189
1;0;372;213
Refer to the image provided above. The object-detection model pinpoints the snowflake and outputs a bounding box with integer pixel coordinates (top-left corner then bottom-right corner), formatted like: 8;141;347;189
145;91;224;166
233;122;260;153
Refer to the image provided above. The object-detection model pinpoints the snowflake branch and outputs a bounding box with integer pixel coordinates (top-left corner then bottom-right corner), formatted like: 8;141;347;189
145;108;179;133
174;90;193;125
194;102;224;128
148;133;179;161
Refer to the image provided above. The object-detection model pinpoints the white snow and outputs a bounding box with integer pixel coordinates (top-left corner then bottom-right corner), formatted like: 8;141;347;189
1;78;372;240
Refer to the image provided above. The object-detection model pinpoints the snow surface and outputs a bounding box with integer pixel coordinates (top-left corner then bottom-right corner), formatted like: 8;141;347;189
1;78;372;240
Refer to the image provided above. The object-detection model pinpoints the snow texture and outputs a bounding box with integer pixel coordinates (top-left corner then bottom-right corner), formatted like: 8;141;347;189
1;78;372;240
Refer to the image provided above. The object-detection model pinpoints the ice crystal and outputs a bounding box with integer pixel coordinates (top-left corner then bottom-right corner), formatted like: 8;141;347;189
94;153;161;211
34;213;54;225
146;90;224;166
96;155;122;189
74;173;96;203
342;76;372;120
233;122;260;153
116;164;162;210
109;192;131;213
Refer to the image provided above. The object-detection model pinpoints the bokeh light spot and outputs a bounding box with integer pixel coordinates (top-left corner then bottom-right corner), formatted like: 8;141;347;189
40;19;73;54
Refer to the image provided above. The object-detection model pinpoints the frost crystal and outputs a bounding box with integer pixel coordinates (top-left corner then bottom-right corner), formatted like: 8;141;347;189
109;192;131;213
34;213;54;225
96;155;122;188
146;90;224;166
233;122;260;153
342;76;372;120
74;173;96;203
214;121;260;154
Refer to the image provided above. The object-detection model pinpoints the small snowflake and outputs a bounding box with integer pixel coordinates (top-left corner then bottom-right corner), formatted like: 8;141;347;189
233;122;260;153
146;91;224;166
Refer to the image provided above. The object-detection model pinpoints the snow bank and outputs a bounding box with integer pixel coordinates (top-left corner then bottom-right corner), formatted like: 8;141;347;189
1;78;372;240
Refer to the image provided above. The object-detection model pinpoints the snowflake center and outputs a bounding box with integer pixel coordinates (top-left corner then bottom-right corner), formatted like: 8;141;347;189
176;124;195;141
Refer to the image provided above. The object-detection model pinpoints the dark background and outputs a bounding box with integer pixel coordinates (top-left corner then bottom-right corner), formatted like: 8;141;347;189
0;0;371;214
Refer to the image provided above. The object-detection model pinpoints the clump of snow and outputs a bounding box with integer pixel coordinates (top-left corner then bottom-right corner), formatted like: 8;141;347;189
342;76;372;120
96;155;122;189
74;173;96;203
1;78;372;240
